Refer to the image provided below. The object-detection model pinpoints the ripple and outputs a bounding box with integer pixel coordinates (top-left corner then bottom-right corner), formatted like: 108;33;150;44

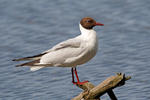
0;0;150;99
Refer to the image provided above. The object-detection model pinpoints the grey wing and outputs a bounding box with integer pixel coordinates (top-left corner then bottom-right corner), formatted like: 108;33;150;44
13;36;81;63
44;36;81;53
39;36;85;66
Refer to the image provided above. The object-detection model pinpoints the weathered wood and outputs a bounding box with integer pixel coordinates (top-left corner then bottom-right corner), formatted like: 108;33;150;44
76;82;95;90
72;73;131;100
72;82;99;100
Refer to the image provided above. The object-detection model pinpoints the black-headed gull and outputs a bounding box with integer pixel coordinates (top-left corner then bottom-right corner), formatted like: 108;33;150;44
13;17;104;85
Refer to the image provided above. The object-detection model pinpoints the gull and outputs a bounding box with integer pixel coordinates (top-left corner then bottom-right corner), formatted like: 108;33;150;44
13;17;104;85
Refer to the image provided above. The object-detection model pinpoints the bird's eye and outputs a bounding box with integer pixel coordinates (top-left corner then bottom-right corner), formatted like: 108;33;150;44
86;20;93;23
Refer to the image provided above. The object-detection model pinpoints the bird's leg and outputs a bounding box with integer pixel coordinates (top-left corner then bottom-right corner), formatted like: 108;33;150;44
71;67;88;85
74;67;80;82
71;68;75;84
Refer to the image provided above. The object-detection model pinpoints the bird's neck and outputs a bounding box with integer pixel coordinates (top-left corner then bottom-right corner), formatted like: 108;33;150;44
79;24;97;40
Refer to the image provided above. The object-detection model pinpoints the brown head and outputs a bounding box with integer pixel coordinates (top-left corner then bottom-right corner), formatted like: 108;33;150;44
80;17;104;29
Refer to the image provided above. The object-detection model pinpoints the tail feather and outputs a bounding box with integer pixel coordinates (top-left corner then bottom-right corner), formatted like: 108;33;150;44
16;60;40;67
30;66;44;71
16;59;44;71
12;53;46;61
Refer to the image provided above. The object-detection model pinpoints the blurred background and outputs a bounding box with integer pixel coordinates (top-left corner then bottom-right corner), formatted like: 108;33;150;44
0;0;150;99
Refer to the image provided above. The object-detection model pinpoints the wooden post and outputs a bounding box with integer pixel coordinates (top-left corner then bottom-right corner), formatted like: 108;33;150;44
72;73;131;100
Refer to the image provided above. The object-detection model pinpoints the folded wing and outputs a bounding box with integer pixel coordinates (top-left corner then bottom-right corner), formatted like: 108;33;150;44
13;36;82;69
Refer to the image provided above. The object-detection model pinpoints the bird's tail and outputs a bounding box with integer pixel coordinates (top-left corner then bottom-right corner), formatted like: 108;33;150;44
16;59;40;67
15;59;44;71
15;59;53;71
30;66;44;71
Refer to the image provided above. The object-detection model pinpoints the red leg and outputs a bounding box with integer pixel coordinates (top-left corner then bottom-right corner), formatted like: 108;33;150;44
71;67;88;85
71;68;75;83
74;67;80;82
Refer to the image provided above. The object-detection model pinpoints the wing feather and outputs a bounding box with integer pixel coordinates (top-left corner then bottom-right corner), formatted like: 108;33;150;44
13;36;82;68
44;37;81;53
12;53;46;61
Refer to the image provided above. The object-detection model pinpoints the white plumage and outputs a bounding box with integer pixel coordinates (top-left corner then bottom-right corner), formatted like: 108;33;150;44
31;24;98;71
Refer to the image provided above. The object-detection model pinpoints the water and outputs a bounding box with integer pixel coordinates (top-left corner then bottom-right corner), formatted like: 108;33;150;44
0;0;150;100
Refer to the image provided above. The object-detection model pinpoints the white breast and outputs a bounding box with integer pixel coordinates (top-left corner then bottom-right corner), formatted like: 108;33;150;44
76;24;99;65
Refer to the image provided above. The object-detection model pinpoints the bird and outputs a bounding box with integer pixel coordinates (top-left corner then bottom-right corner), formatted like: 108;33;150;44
12;17;104;85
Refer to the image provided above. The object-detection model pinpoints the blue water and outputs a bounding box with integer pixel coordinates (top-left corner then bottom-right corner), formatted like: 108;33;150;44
0;0;150;100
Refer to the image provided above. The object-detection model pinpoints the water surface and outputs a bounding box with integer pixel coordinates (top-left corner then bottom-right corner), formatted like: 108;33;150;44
0;0;150;100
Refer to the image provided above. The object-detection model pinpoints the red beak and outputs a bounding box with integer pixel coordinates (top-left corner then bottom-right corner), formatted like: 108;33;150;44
95;22;104;26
